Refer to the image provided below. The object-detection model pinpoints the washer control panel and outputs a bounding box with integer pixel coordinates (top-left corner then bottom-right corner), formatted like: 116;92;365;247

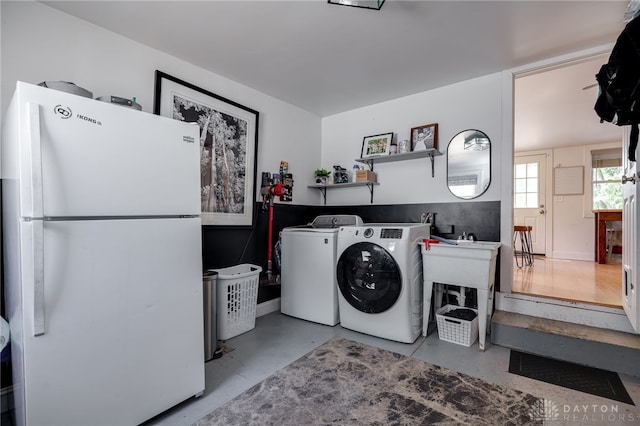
362;227;404;239
380;228;403;239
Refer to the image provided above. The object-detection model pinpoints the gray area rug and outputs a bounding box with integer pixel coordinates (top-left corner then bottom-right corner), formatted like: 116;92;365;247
194;337;541;425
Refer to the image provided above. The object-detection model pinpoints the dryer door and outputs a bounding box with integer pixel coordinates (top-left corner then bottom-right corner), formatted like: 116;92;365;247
336;242;401;313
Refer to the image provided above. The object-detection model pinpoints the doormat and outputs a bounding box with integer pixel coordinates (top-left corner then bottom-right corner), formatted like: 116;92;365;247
509;350;634;405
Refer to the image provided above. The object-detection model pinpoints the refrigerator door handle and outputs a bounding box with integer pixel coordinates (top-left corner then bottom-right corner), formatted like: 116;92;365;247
32;220;45;336
27;102;46;336
26;102;44;218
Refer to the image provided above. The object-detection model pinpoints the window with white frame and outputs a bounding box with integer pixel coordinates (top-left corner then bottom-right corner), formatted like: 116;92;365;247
514;162;538;208
592;148;622;210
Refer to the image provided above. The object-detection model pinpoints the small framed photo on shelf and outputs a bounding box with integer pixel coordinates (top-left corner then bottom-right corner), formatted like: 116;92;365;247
410;123;438;151
361;132;394;158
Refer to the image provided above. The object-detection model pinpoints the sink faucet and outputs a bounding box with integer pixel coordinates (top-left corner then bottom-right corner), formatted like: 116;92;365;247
458;231;476;241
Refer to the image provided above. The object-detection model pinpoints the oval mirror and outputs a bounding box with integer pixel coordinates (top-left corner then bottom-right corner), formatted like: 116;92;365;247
447;129;491;199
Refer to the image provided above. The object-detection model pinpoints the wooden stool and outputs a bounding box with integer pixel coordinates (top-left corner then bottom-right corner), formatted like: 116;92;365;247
513;225;533;268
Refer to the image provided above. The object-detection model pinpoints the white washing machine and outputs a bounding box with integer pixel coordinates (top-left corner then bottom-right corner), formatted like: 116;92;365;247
281;215;363;326
336;223;430;343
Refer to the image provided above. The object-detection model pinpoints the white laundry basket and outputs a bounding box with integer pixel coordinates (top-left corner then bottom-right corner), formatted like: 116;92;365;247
212;264;262;340
436;305;479;347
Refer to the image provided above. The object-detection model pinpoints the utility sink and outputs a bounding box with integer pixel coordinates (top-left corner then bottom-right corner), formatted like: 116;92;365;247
421;241;501;281
420;240;501;351
427;240;501;260
453;240;500;248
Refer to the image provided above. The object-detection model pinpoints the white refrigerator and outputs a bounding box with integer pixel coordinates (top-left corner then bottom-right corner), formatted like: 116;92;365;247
1;82;205;426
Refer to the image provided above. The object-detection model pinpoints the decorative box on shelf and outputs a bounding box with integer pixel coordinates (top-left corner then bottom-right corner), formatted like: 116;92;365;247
355;170;377;182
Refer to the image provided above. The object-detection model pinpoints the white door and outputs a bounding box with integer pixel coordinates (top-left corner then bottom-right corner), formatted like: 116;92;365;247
622;127;639;333
514;154;547;255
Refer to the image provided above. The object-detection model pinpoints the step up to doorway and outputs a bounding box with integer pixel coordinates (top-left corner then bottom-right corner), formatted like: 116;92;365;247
491;310;640;377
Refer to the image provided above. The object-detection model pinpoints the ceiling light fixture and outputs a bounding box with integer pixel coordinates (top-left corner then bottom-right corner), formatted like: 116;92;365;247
328;0;385;11
464;136;490;151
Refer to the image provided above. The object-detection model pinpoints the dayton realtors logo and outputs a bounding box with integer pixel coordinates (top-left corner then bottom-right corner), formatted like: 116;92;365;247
529;399;560;421
529;399;637;423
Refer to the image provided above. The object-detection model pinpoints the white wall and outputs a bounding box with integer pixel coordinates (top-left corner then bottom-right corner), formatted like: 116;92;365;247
320;73;503;206
0;1;321;205
554;142;621;260
515;141;621;261
552;146;594;260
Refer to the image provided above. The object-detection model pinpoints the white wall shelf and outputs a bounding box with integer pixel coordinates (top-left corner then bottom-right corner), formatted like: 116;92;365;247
356;148;442;177
307;181;379;205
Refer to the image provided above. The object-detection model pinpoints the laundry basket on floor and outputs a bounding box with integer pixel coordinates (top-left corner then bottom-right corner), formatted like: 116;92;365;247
212;264;262;340
436;305;479;347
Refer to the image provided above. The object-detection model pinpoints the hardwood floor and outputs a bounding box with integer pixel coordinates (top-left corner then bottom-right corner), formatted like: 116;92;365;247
511;255;622;308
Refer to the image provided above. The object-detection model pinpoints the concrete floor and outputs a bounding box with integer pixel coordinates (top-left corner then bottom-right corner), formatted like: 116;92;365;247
147;312;640;426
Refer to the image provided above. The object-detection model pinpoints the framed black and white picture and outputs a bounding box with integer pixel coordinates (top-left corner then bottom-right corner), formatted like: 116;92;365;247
410;123;438;151
154;71;259;227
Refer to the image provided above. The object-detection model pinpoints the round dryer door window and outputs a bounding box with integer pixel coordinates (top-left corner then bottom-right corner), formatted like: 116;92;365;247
336;242;402;314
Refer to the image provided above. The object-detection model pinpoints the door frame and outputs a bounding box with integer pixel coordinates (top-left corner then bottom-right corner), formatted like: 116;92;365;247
496;43;637;333
514;150;553;257
500;44;613;294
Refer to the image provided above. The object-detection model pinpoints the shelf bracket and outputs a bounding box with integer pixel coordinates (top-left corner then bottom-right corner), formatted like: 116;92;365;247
367;183;375;203
364;159;374;171
429;153;435;178
318;187;327;205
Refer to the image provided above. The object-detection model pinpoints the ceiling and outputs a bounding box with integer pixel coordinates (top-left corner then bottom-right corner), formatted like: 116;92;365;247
514;55;622;152
41;0;629;150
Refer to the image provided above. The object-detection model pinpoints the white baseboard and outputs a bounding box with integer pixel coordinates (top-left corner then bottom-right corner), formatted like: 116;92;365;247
256;298;280;318
551;251;594;261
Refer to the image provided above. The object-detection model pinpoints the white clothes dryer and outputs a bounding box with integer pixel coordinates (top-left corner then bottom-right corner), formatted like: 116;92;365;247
336;223;430;343
281;215;363;326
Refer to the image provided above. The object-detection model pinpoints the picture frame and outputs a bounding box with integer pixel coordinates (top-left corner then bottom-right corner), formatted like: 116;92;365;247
410;123;438;151
554;166;584;195
360;132;394;158
153;71;259;227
